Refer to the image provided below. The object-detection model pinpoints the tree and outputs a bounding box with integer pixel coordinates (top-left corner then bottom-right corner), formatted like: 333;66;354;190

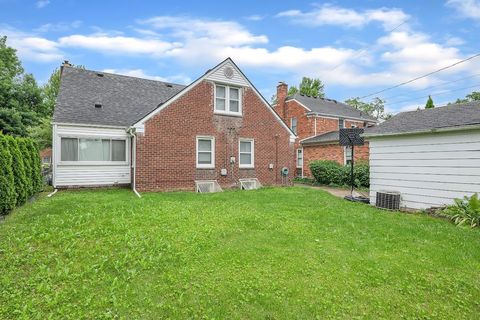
0;133;15;214
345;97;392;120
450;91;480;104
41;68;61;117
0;36;43;137
270;76;324;103
28;117;52;150
425;95;434;109
4;135;27;205
26;139;43;193
17;138;33;197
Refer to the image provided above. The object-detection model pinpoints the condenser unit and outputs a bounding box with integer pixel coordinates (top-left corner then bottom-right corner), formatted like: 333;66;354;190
375;191;401;210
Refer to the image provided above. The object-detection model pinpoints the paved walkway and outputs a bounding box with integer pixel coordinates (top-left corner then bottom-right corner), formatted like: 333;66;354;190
294;183;369;199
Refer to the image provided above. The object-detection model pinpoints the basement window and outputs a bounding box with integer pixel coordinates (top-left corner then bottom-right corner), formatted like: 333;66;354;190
215;84;241;116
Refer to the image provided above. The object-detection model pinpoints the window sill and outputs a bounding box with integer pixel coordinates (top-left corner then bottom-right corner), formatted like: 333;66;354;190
239;166;255;169
214;111;242;118
58;161;129;166
196;166;215;169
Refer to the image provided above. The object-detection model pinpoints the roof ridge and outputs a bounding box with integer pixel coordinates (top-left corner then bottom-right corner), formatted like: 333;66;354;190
64;66;186;87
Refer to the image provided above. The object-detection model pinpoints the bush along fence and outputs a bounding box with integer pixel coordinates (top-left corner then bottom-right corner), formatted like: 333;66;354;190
309;160;369;188
0;133;43;215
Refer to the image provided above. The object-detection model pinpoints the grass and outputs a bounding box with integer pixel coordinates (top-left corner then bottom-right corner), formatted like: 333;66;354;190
1;187;479;319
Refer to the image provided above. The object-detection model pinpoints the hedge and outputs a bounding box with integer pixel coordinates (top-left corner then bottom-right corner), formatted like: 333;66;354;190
0;133;43;215
309;160;370;188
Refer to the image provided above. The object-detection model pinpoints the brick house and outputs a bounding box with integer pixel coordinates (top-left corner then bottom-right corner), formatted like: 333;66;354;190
52;58;296;192
273;82;377;177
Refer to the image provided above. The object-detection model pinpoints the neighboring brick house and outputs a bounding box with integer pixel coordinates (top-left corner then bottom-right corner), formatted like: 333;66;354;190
39;147;52;165
274;82;377;177
52;58;296;192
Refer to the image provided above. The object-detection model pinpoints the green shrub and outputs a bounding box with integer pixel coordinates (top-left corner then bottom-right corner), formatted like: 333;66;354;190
5;135;28;205
17;138;33;197
309;160;370;188
309;160;343;186
0;134;16;214
443;193;480;228
27;139;43;193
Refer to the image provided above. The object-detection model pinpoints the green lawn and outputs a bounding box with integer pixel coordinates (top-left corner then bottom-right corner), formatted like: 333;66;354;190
1;187;479;319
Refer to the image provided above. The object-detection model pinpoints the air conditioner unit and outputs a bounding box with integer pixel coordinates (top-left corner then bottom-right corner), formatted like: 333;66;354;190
195;180;223;193
239;178;262;190
375;191;401;210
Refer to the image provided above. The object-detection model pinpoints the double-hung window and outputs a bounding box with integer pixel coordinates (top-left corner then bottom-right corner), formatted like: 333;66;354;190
339;119;345;129
291;117;297;135
196;136;215;168
345;146;353;165
60;137;126;162
296;149;303;168
239;139;254;168
215;84;241;115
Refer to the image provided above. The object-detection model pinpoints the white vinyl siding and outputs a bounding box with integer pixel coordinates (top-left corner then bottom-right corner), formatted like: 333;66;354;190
53;124;131;187
239;139;254;168
205;62;249;87
214;84;241;116
369;129;480;210
196;136;215;168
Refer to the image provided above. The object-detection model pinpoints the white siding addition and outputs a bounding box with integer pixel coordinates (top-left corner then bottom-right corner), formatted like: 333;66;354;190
369;129;480;209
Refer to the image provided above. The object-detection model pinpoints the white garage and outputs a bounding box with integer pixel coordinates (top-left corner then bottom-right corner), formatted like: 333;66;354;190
364;102;480;210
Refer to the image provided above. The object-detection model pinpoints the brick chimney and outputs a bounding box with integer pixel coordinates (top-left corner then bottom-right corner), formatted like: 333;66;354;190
276;81;288;120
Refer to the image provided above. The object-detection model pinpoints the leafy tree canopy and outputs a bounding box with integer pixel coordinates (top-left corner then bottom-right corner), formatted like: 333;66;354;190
449;91;480;104
271;76;325;103
344;97;392;120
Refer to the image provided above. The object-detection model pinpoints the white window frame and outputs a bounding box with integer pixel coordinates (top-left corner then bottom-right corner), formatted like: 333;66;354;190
296;148;303;169
339;119;345;129
196;136;215;169
58;136;128;166
344;146;353;165
291;117;297;135
214;84;242;116
238;138;254;169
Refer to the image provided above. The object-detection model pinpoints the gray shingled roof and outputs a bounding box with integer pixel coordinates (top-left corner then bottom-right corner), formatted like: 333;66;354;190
54;67;185;127
364;101;480;137
301;131;339;145
289;94;377;122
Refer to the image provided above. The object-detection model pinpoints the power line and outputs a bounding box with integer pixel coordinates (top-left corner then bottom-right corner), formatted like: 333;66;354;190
327;21;408;73
359;52;480;99
384;83;480;106
380;72;480;101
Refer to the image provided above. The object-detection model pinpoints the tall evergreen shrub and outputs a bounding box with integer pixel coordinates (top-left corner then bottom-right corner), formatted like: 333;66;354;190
17;138;33;197
0;134;16;214
5;135;28;205
27;139;43;193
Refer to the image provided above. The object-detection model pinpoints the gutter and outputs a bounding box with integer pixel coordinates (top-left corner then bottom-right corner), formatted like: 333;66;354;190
127;127;141;198
363;123;480;139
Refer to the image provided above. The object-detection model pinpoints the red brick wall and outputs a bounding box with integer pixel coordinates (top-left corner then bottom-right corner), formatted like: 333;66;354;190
135;80;295;191
302;142;370;177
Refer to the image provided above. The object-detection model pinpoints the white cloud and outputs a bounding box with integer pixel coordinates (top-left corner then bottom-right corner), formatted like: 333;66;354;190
446;0;480;20
244;15;265;21
34;20;82;33
277;4;409;30
36;0;50;8
58;34;180;55
139;16;268;46
101;68;191;84
0;25;63;62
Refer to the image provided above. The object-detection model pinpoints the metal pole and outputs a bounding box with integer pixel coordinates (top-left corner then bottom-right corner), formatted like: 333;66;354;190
351;145;355;196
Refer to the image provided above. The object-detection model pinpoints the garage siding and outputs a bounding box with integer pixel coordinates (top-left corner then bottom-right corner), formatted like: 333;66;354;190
368;129;480;209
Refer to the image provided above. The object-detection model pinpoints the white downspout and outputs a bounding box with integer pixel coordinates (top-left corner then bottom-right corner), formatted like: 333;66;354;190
128;128;141;198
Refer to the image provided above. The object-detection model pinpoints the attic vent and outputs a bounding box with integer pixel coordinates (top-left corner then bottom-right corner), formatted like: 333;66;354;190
165;84;173;88
239;178;262;190
375;191;401;210
195;180;223;193
224;66;234;79
96;73;104;77
94;103;102;108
